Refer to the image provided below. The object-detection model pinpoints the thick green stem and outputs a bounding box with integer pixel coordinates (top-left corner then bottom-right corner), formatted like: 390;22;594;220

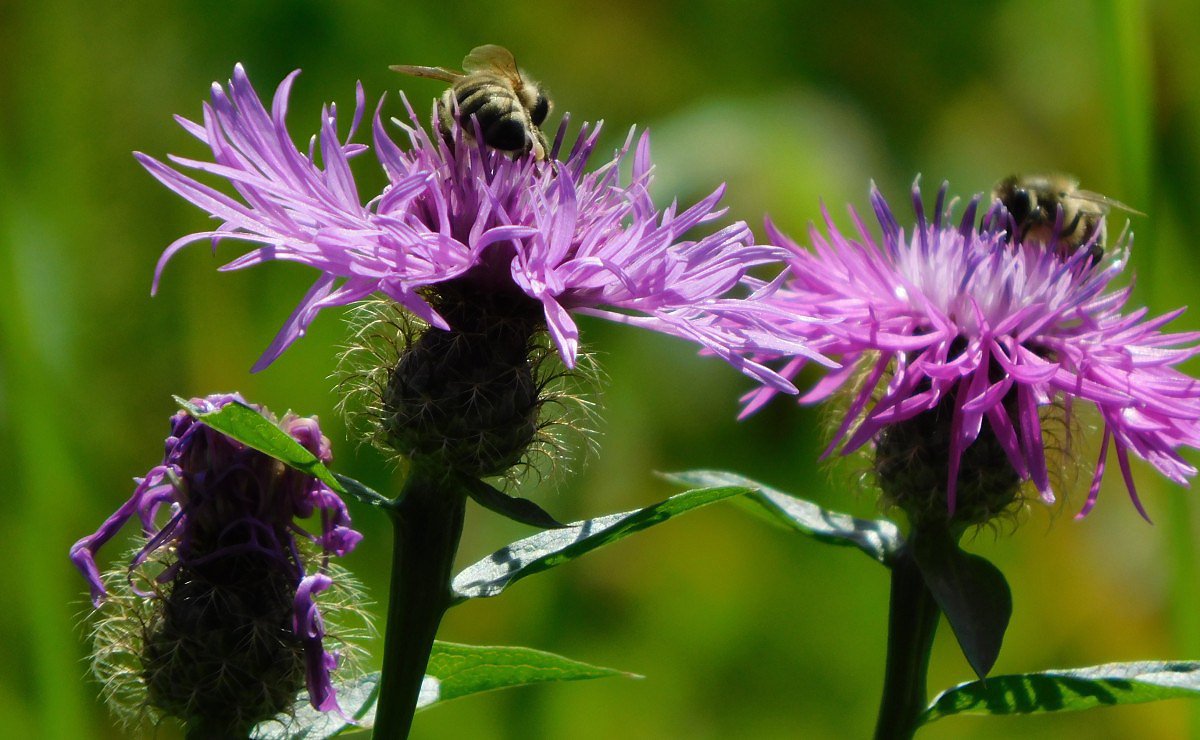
874;546;940;740
373;471;467;739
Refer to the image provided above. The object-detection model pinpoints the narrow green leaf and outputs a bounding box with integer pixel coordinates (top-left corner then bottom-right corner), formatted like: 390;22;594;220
450;484;754;603
175;397;391;508
462;477;566;529
251;673;380;739
920;661;1200;726
333;473;391;508
176;396;334;483
911;527;1012;679
419;641;638;709
663;469;903;564
252;643;634;738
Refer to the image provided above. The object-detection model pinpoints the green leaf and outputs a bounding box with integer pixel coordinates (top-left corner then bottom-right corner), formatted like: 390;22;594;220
251;644;634;738
462;477;566;529
450;484;754;603
911;527;1012;679
663;470;903;565
419;641;638;710
175;397;391;508
333;473;391;509
251;673;380;739
920;661;1200;726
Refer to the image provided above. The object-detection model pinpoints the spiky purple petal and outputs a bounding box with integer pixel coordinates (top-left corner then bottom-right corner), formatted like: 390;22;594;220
743;182;1200;517
142;65;813;392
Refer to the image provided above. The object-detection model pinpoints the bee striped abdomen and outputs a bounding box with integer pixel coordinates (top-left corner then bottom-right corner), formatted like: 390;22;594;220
396;45;551;160
453;77;529;152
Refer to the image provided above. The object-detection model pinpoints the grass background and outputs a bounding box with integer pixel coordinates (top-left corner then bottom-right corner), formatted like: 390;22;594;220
2;0;1200;737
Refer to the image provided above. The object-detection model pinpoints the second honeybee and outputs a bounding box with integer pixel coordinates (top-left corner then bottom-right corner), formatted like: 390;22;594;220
392;44;552;160
991;174;1141;263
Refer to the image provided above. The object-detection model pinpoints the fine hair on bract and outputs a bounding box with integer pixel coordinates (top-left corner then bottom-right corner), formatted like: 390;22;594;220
84;546;372;735
336;297;602;491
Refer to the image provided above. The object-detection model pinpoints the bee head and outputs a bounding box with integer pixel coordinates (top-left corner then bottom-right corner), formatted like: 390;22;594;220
530;90;550;126
1007;187;1034;223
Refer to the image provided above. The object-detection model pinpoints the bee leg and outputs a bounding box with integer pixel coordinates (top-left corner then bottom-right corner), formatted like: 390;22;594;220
1058;211;1083;240
1086;222;1106;265
530;128;549;161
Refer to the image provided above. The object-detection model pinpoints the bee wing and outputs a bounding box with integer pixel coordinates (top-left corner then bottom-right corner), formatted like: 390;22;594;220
462;44;523;84
1073;189;1146;216
389;65;463;83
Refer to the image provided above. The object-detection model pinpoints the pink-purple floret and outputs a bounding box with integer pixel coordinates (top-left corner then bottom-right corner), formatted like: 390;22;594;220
137;64;820;392
741;182;1200;519
69;393;361;714
130;64;1200;520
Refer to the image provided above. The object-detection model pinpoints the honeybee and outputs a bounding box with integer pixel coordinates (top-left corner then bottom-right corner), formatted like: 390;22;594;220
991;174;1142;263
391;44;552;160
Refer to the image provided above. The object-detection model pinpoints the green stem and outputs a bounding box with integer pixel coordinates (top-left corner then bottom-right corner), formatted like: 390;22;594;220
874;546;940;740
373;470;467;739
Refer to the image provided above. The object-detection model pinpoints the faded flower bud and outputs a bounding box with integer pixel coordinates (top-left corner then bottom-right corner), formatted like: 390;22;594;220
71;394;368;737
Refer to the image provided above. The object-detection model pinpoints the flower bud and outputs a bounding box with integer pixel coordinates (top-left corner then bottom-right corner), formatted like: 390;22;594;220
72;394;368;735
874;379;1022;530
381;287;544;479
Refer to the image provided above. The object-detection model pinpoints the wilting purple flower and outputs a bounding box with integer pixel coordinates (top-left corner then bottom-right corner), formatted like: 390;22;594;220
136;65;818;389
741;182;1200;519
70;394;362;716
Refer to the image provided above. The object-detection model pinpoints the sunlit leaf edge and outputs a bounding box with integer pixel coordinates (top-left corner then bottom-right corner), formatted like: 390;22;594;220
919;660;1200;726
252;643;637;738
251;673;379;740
661;469;903;564
421;641;640;708
450;483;755;603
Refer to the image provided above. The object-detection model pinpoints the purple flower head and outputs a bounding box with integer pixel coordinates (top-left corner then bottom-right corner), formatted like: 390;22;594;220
70;394;363;720
137;65;817;391
742;181;1200;522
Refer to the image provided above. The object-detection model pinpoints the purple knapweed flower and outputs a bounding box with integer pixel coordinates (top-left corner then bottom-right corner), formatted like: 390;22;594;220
136;64;818;390
71;394;363;727
741;182;1200;523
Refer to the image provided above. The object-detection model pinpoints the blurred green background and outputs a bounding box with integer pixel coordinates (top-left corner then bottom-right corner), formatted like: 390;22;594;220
2;0;1200;737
